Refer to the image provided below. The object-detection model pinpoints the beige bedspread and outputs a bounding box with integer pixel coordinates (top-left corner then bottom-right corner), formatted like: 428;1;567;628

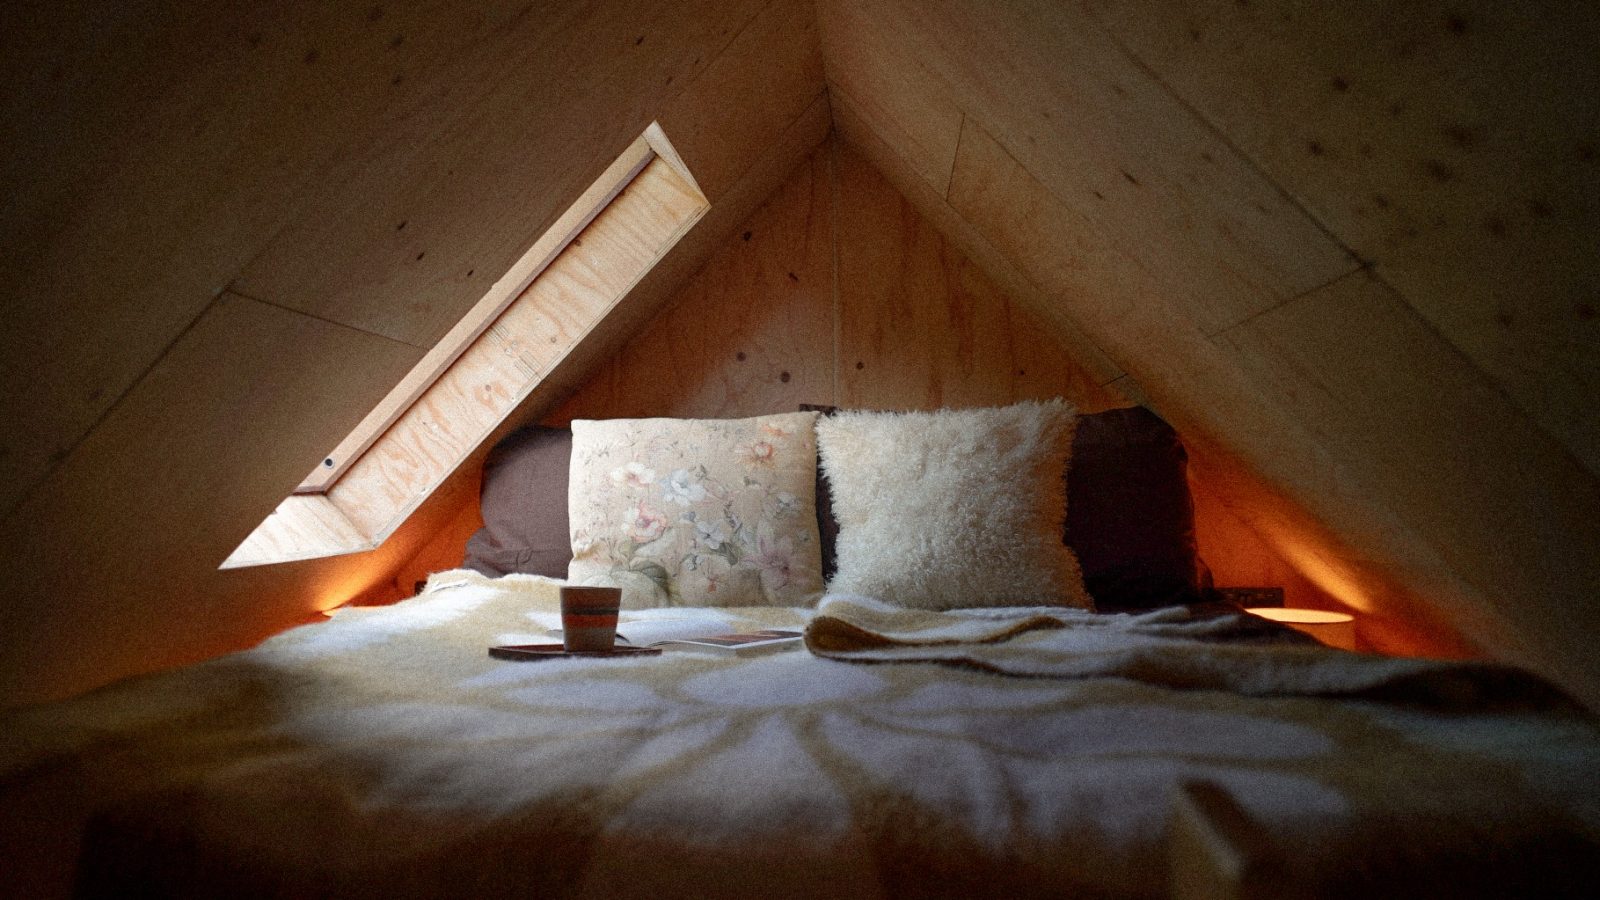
3;571;1598;899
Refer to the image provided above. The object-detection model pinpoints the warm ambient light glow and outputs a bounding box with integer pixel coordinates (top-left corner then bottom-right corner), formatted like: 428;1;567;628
1246;608;1354;626
1247;607;1359;651
1263;535;1378;614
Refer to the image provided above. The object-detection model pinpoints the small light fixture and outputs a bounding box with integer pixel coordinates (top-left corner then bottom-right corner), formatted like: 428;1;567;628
1246;607;1358;651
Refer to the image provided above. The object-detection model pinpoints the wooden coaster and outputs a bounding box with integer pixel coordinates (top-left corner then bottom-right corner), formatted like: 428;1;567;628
488;643;662;661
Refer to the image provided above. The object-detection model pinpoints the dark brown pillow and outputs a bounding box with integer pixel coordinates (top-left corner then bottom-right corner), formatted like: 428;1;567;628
462;425;574;578
1064;406;1201;611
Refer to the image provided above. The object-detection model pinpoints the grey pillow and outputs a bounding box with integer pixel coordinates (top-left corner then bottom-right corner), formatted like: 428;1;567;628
462;426;573;578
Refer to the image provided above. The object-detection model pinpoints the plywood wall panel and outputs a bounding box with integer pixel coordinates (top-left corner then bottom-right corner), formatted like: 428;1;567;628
559;132;1124;427
1214;272;1600;683
224;495;371;569
0;0;543;516
945;109;1500;654
657;0;824;203
0;293;420;704
830;91;1127;396
1088;0;1600;475
815;0;964;194
822;0;1358;336
546;93;834;423
559;147;835;421
833;141;1104;412
231;0;769;349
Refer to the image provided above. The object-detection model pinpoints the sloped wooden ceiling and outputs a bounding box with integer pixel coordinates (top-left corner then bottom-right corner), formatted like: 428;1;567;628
0;0;827;705
2;0;1596;710
818;0;1600;706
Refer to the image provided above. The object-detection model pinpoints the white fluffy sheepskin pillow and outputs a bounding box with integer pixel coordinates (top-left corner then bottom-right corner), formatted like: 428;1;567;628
817;399;1092;610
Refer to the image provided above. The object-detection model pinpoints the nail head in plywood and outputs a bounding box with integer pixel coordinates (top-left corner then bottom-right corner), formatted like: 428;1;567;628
1088;0;1600;475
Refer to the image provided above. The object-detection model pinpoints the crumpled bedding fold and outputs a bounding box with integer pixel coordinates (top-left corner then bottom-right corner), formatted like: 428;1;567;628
804;593;1579;707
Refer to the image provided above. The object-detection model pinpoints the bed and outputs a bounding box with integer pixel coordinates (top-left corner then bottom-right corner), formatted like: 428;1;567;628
3;403;1598;898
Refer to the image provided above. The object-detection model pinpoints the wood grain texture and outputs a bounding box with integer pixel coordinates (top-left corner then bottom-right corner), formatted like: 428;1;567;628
0;0;542;516
296;137;657;492
231;0;769;349
945;112;1501;659
656;0;824;203
818;0;1358;335
1214;271;1600;683
1188;477;1337;617
0;293;420;705
223;495;372;568
834;140;1106;412
815;0;964;193
1090;0;1600;475
829;89;1127;396
329;158;706;539
545;92;836;424
559;146;835;420
558;132;1125;425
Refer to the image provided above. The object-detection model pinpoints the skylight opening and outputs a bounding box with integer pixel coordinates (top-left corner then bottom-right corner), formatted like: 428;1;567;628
223;123;707;569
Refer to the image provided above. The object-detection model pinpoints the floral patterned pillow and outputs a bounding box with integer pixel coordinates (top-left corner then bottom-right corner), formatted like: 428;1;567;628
567;411;825;608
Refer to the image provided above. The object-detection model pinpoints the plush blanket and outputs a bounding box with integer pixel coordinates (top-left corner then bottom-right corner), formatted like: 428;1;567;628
2;571;1598;899
805;593;1573;701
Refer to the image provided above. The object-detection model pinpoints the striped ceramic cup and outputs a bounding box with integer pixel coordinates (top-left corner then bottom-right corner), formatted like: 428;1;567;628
560;586;621;652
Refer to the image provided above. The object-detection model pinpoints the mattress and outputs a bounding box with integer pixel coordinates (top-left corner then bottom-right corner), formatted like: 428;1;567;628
2;570;1597;898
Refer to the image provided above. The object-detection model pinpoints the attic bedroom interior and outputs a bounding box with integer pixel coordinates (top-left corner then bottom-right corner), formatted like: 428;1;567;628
3;1;1598;897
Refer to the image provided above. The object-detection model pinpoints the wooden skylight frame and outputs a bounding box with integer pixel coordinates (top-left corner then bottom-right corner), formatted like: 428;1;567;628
223;123;707;569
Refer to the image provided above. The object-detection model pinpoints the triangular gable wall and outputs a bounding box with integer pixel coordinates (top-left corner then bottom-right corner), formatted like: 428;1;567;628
394;136;1351;640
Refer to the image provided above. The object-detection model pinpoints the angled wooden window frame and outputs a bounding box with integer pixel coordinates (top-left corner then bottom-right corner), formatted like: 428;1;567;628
222;123;707;570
